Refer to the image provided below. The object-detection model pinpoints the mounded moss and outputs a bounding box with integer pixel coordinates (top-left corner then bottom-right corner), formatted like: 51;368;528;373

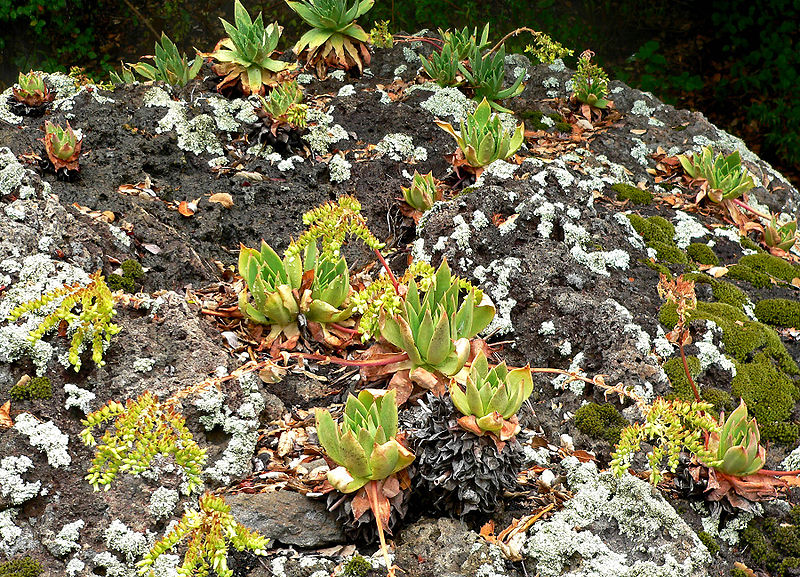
662;356;701;400
640;258;672;278
739;235;764;253
697;531;719;556
725;263;771;289
739;253;800;284
741;508;800;576
573;402;628;443
107;273;135;293
342;555;371;577
686;242;719;266
9;376;52;401
627;214;675;245
651;241;688;264
701;386;734;414
710;280;748;310
120;259;144;280
0;557;42;577
612;183;653;205
754;298;800;328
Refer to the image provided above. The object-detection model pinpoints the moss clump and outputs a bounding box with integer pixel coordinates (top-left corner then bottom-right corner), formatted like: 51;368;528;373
555;121;572;132
659;301;679;329
612;183;653;205
8;376;52;401
710;280;748;310
739;253;800;284
342;555;372;577
697;531;719;556
0;557;42;577
651;241;688;264
120;259;144;280
701;386;733;414
662;356;701;400
725;263;772;289
741;508;800;576
107;273;135;293
573;402;628;443
754;298;800;328
520;111;568;133
739;235;763;253
627;214;675;245
686;243;719;266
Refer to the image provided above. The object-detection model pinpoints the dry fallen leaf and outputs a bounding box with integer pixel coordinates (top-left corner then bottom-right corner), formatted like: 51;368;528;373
178;200;198;217
0;401;13;428
209;192;234;208
630;129;647;135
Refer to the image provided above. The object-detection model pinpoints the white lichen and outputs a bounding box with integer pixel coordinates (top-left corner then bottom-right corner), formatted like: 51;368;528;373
149;487;179;520
0;456;41;505
14;413;71;468
328;154;352;183
64;383;96;413
46;519;85;557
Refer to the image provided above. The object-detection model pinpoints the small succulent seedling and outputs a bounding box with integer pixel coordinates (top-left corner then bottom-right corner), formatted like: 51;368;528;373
256;80;307;131
708;400;765;477
401;171;440;214
126;32;202;87
109;62;137;85
524;30;573;64
137;492;269;577
6;271;119;371
203;0;293;95
41;120;82;172
449;350;533;444
678;146;756;203
460;45;524;112
441;24;490;61
420;42;462;87
12;71;54;108
763;215;798;252
571;50;611;112
286;0;374;74
80;391;207;493
437;98;524;174
379;260;495;387
316;389;413;576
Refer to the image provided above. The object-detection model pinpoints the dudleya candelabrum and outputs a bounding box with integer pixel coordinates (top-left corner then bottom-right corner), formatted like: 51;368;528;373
678;146;755;203
238;240;352;345
316;389;414;493
707;400;766;477
460;45;525;113
437;98;524;172
401;171;439;213
42;120;82;172
379;260;495;381
286;0;374;73
204;0;293;95
449;350;533;442
13;71;54;108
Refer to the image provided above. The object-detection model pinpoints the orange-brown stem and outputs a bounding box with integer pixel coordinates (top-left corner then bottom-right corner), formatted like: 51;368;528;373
374;249;400;293
365;480;395;577
290;351;409;367
678;332;702;403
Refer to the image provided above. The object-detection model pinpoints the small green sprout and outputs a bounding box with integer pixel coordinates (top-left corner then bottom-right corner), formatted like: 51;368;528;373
41;120;82;172
369;20;393;48
460;45;524;112
125;33;202;87
401;171;440;213
420;42;462;87
572;49;610;109
763;216;797;252
256;80;307;129
524;30;573;64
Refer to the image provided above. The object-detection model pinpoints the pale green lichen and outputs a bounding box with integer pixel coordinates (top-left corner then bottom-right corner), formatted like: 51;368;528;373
0;456;40;505
46;520;84;558
14;413;71;468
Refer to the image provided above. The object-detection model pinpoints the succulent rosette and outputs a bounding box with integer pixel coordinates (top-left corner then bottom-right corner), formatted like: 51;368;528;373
763;216;797;252
449;350;533;441
707;400;766;477
42;120;82;172
13;71;54;108
401;171;439;213
678;146;755;203
316;389;414;493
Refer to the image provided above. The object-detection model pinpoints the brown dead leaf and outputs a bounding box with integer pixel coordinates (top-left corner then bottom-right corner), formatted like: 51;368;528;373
178;199;199;217
630;129;647;135
277;430;295;457
0;401;12;428
732;563;757;577
792;278;800;288
209;193;234;208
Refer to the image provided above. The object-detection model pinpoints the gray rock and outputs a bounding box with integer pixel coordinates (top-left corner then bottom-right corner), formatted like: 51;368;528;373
226;491;346;548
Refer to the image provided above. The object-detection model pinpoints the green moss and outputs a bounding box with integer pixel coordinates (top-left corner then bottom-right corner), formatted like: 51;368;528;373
725;263;772;289
0;557;42;577
740;253;800;284
710;280;748;310
701;386;733;414
760;421;800;444
741;512;800;576
659;302;679;329
640;258;672;278
120;259;144;280
107;273;135;293
554;121;572;132
8;376;52;401
573;402;628;443
686;243;719;266
520;109;547;130
697;531;719;556
612;183;653;205
662;356;701;400
342;555;372;577
739;235;763;253
651;241;688;264
754;298;800;328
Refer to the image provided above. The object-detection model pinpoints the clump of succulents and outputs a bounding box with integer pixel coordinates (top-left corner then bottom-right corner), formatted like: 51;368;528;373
401;171;440;216
571;50;610;109
678;146;756;203
404;392;525;517
41;120;82;173
524;30;573;64
379;260;495;390
12;71;54;109
369;19;393;48
437;98;524;174
6;271;119;371
460;45;524;112
441;24;490;61
420;42;461;87
204;0;293;95
286;0;374;74
449;350;533;444
252;80;308;153
707;400;765;477
125;32;202;87
763;215;798;252
316;389;413;575
138;492;269;577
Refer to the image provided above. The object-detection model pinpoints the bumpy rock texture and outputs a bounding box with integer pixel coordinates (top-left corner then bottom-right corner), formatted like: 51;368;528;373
0;36;798;577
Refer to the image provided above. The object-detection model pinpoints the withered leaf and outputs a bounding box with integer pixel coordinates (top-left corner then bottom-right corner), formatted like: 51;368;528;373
0;401;12;428
209;193;234;208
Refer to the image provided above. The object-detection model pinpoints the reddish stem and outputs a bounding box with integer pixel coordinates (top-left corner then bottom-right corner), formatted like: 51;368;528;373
330;323;359;335
374;249;400;293
760;468;800;477
731;198;770;220
290;351;408;367
678;334;702;404
201;308;244;318
394;35;443;50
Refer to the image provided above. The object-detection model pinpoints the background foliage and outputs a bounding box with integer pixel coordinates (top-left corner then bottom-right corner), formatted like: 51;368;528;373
0;0;797;184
